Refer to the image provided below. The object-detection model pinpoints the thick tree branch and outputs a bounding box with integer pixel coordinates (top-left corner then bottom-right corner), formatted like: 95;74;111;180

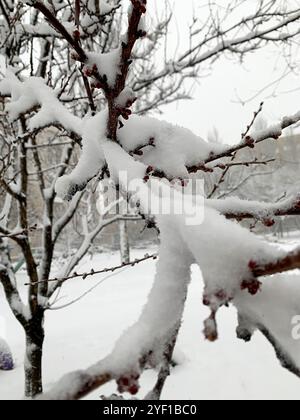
208;194;300;221
0;267;28;326
106;0;147;141
29;1;87;62
251;248;300;278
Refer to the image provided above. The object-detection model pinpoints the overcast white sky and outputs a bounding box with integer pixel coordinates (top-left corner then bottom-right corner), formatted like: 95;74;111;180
149;0;300;145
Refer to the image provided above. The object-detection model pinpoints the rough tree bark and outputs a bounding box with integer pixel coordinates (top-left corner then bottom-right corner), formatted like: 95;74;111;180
24;309;45;397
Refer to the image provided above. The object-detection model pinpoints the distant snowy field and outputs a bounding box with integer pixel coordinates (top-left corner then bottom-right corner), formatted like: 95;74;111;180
1;246;300;400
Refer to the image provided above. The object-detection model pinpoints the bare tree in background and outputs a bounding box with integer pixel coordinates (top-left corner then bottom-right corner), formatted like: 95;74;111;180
1;0;300;400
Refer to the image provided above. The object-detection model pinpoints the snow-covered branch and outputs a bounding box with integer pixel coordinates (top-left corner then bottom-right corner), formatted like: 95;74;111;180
208;193;300;222
0;70;82;136
0;239;29;326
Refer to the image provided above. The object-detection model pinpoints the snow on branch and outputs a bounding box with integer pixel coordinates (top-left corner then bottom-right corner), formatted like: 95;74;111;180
0;239;29;326
250;247;300;278
196;110;300;168
208;192;300;222
55;111;226;199
235;274;300;379
55;106;300;201
0;70;82;135
11;0;117;39
38;222;192;400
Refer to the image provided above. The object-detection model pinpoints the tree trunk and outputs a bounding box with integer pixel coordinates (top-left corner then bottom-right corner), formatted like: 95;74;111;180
119;220;130;264
24;311;45;398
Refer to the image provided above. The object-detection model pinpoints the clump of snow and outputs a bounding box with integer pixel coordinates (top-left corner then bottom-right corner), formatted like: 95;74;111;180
0;69;82;135
235;274;300;371
102;140;146;187
87;49;121;87
55;111;108;200
14;21;75;38
81;1;116;34
85;0;115;16
179;208;282;305
250;124;282;142
208;192;300;220
99;0;116;15
115;87;136;108
117;115;227;178
108;219;192;374
55;109;229;198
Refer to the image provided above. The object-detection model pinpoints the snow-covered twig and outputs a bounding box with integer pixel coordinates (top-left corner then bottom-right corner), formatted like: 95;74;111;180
191;110;300;173
0;239;29;325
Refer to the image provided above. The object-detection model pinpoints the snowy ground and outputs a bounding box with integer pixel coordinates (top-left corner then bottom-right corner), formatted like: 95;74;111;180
1;246;300;400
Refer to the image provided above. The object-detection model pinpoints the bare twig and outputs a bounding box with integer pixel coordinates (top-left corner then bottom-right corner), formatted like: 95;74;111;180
25;253;158;286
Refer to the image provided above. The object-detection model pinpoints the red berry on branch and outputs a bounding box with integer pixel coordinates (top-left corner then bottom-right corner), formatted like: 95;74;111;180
73;29;80;39
83;67;93;77
202;295;210;306
120;377;129;386
137;30;147;38
241;279;262;295
91;81;102;89
116;373;140;394
245;136;255;148
146;165;154;174
129;384;139;395
248;260;258;270
180;179;188;187
263;218;275;227
215;290;227;301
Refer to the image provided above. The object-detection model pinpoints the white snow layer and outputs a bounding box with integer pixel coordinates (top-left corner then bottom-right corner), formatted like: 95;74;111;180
0;70;82;135
87;49;121;87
